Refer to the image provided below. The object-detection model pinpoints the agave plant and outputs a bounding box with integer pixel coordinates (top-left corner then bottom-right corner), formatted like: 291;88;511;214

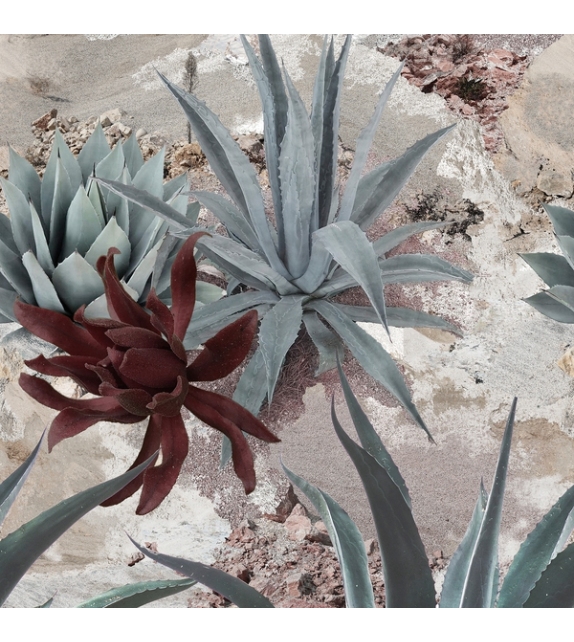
0;125;221;325
97;35;473;446
0;432;197;607
135;365;574;608
16;232;279;515
521;204;574;324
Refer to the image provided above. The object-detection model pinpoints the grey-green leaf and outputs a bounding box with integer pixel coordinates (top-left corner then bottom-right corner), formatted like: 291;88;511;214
61;186;104;259
459;399;517;608
498;484;574;608
520;253;574;288
337;360;411;507
0;432;44;529
282;460;375;608
314;221;389;333
523;290;574;323
373;220;453;257
303;310;345;375
0;453;158;606
330;399;435;607
523;542;574;607
440;481;488;607
8;146;41;214
22;251;66;313
259;294;305;402
77;123;111;182
129;538;274;608
0;178;34;255
310;299;432;440
76;578;196;608
52;252;105;313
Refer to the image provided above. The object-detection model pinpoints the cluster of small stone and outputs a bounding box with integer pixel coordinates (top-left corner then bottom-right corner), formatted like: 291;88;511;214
184;497;447;608
380;34;529;152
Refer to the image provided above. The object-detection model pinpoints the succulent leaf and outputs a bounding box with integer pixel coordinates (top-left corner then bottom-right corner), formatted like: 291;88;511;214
61;186;104;259
84;216;131;275
282;460;376;608
0;178;35;255
76;578;196;608
77;123;110;181
521;252;574;288
22;251;66;313
303;310;345;376
523;290;574;323
8;146;42;213
52;252;105;313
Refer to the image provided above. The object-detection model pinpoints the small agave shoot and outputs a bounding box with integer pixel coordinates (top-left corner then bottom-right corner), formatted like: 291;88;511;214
134;366;574;608
0;125;221;326
521;204;574;325
0;434;195;608
97;35;473;456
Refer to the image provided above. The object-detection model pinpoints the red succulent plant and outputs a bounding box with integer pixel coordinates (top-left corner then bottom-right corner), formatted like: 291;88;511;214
15;232;280;515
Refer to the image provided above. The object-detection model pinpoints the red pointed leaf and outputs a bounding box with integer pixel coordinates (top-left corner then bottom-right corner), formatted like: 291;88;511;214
48;405;140;451
24;355;102;394
14;299;106;358
98;383;153;416
146;288;174;339
186;310;258;381
185;385;280;443
74;306;129;349
100;248;155;331
184;387;256;494
85;363;121;387
19;373;123;412
119;348;187;389
136;414;189;514
106;327;170;350
100;415;163;507
147;376;189;417
106;347;144;390
170;232;209;340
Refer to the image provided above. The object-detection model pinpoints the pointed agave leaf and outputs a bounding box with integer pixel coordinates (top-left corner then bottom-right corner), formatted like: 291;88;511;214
458;399;517;607
92;177;193;231
352;125;456;231
52;252;105;313
544;204;574;238
337;360;411;507
0;432;44;529
195;281;224;305
160;72;290;280
51;129;83;194
121;132;144;178
61;186;104;259
522;542;574;607
546;284;574;312
309;299;432;440
554;235;574;272
125;240;159;298
377;254;473;285
440;481;488;607
282;461;375;608
163;172;188;201
0;288;18;322
77;123;111;182
314;221;389;333
129;538;274;608
0;453;158;606
520;252;574;288
0;178;35;255
0;241;36;304
220;344;270;468
184;290;277;349
198;234;298;296
317;35;352;228
278;67;315;278
291;240;334;294
259;295;305;401
95;141;125;182
0;212;18;254
21;251;66;313
330;399;436;607
76;578;196;608
338;63;403;222
333;302;461;334
498;485;574;608
240;35;286;256
523;291;574;323
373;220;454;257
303;310;345;375
128;217;166;278
8;146;41;213
84;216;131;277
133;146;165;197
85;178;107;228
192;191;261;250
47;156;74;257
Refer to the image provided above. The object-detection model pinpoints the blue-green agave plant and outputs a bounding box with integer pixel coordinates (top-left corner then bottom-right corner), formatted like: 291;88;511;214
0;433;195;608
134;366;574;608
0;125;221;324
521;204;574;324
97;35;473;454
